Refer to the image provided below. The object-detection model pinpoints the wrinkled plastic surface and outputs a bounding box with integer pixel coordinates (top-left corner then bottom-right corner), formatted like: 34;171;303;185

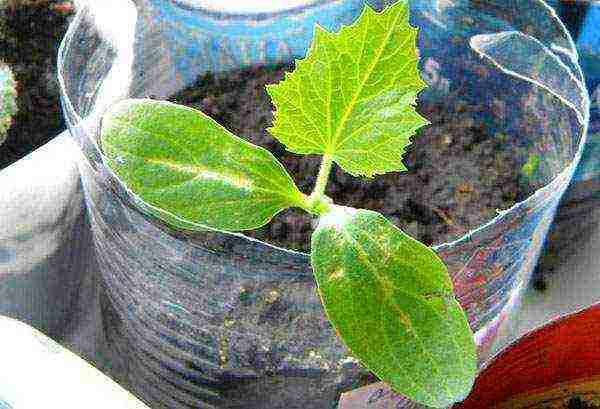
58;1;589;408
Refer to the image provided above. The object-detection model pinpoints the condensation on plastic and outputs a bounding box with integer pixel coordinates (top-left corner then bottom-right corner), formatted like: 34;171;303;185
58;0;589;408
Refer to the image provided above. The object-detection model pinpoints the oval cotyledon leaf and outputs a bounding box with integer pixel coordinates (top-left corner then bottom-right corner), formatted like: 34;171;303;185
311;206;477;408
100;98;309;231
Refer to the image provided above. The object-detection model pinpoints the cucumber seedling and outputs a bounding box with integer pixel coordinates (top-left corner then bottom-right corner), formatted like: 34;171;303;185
100;2;477;406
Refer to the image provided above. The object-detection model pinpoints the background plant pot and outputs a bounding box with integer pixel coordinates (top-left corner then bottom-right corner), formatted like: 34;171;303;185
454;303;600;409
58;0;589;408
573;0;600;196
0;0;74;169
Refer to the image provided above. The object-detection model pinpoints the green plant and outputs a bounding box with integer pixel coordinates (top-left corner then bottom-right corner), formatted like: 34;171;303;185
0;61;17;146
99;2;477;407
521;153;541;180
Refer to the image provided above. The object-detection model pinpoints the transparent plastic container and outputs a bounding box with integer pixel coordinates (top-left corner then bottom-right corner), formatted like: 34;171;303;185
58;0;589;407
139;0;385;86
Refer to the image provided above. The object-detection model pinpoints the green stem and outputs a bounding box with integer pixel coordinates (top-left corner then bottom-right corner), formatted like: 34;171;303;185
313;154;333;199
305;154;334;216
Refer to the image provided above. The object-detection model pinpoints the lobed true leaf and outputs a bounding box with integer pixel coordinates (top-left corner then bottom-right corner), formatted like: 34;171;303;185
267;0;429;178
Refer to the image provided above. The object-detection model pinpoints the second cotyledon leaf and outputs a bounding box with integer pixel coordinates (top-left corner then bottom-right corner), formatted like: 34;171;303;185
311;206;477;408
100;99;308;232
267;0;429;178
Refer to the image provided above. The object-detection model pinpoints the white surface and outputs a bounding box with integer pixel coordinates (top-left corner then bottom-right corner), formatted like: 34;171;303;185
0;316;149;409
0;136;83;275
0;131;123;390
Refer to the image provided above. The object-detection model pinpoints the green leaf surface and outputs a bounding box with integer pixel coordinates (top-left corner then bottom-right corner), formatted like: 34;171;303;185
268;1;429;178
521;153;541;179
100;98;307;231
311;206;476;408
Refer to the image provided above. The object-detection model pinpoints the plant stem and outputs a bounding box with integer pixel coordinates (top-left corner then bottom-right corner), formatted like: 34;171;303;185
306;153;334;215
313;154;333;198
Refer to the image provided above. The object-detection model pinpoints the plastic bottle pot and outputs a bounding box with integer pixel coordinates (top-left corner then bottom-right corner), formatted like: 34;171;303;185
136;0;387;92
58;0;589;408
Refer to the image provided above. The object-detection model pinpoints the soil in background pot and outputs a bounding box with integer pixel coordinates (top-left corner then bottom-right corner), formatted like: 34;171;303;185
169;63;537;253
566;396;600;409
0;0;74;169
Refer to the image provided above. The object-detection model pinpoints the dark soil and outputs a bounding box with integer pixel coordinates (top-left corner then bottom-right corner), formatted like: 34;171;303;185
170;64;532;253
0;0;74;169
566;396;600;409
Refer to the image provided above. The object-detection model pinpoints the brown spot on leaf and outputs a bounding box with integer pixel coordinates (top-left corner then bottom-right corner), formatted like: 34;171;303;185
329;268;345;281
398;311;412;330
423;292;453;314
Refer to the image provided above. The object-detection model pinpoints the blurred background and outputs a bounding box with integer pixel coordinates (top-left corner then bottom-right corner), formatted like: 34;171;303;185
0;0;74;169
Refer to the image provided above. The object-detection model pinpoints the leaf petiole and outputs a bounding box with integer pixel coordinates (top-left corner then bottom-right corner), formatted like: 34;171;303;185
306;153;334;216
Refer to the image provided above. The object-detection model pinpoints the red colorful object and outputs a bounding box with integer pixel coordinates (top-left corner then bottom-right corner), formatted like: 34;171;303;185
456;304;600;408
